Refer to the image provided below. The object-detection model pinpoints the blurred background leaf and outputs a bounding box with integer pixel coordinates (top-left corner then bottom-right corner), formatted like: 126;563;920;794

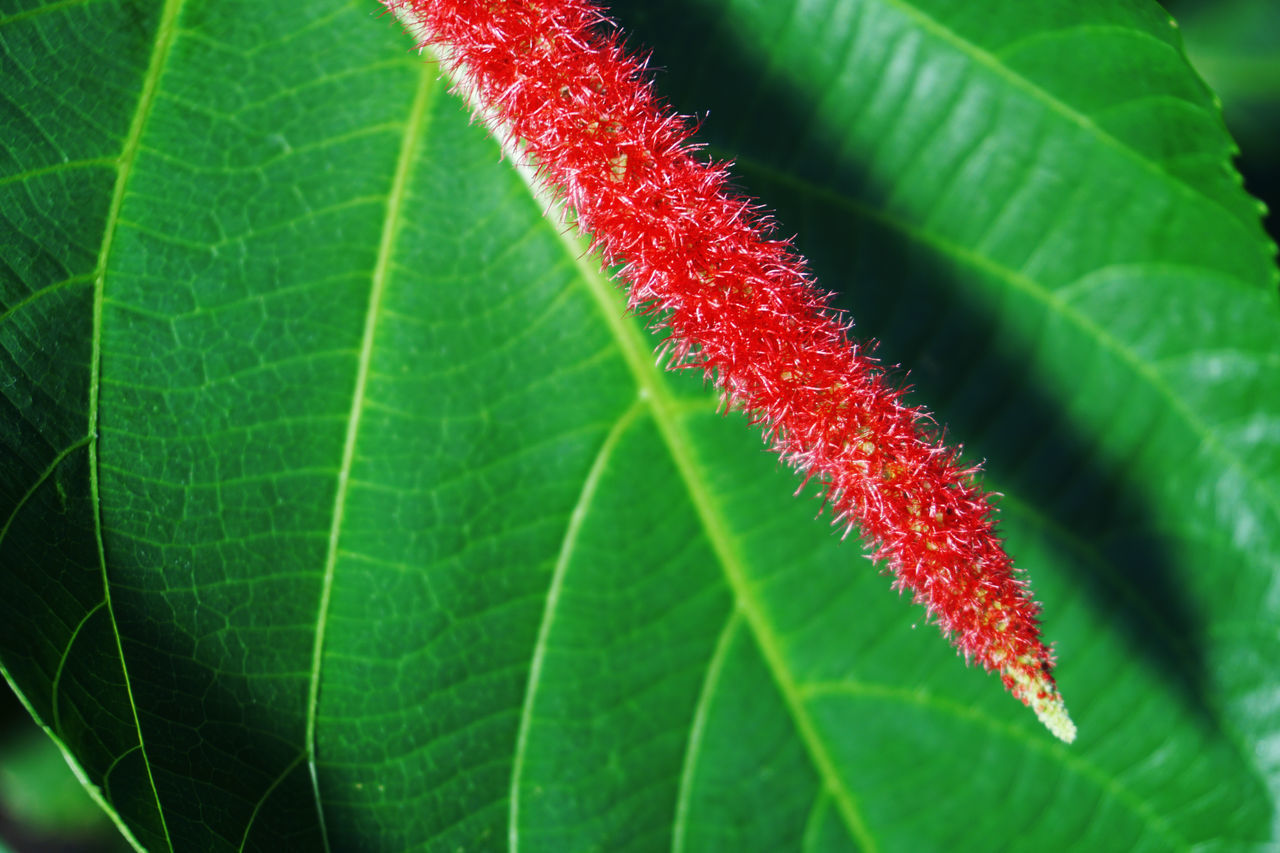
1165;0;1280;243
0;690;129;852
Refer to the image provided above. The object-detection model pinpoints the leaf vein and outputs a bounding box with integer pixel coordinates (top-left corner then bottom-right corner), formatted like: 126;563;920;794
88;0;187;842
303;57;439;852
508;398;646;852
484;84;884;853
672;609;743;853
880;0;1255;236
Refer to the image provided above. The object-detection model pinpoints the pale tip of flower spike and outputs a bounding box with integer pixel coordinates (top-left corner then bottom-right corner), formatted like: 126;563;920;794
1004;660;1077;743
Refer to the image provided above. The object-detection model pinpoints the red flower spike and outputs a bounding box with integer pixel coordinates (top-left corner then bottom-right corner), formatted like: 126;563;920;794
384;0;1076;743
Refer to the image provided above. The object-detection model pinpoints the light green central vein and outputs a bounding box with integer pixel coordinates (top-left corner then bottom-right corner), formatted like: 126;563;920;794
303;60;438;850
509;399;646;853
492;123;880;853
575;248;879;853
89;0;185;847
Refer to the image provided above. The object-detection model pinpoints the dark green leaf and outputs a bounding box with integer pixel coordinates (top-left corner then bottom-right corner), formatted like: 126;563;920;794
1;0;1276;849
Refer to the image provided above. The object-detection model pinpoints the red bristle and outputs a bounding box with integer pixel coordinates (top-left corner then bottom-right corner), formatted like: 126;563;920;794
384;0;1074;742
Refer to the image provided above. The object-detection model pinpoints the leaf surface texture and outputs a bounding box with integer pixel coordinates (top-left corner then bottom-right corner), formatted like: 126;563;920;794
1;0;1277;849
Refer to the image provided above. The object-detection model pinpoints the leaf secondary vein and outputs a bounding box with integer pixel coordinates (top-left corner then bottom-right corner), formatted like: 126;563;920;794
0;434;92;549
303;57;439;852
672;610;744;853
88;0;186;845
0;0;101;28
508;398;646;852
0;274;95;325
0;157;117;189
51;600;107;736
239;752;307;852
803;680;1187;848
880;0;1262;246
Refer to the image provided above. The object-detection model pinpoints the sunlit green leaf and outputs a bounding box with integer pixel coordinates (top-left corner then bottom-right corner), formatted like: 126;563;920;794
1;0;1277;849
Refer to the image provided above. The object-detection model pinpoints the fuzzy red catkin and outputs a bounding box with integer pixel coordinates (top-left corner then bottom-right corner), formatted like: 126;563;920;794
385;0;1075;742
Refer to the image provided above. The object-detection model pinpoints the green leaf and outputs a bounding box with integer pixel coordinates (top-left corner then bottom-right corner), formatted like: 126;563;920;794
2;0;1277;849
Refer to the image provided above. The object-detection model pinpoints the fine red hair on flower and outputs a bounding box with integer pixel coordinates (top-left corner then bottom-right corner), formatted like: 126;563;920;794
384;0;1075;742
